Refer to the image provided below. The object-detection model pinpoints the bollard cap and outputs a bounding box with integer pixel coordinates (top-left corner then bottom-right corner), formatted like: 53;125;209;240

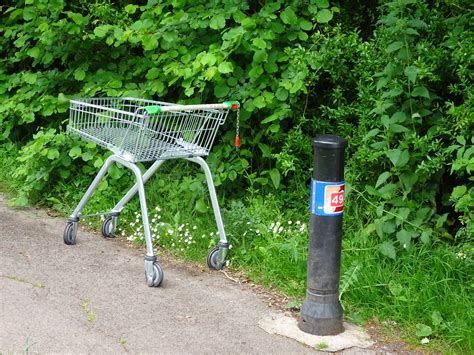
313;135;347;149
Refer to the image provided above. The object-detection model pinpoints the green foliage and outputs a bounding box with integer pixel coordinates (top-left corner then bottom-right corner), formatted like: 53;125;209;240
349;0;473;257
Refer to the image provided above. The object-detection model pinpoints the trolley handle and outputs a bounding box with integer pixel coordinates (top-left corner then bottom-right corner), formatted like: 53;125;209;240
144;101;240;114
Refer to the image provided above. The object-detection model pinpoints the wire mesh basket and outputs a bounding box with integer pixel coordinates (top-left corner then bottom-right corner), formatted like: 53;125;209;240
68;97;236;162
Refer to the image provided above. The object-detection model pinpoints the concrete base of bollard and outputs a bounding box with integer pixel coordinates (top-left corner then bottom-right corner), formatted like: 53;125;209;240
259;312;374;353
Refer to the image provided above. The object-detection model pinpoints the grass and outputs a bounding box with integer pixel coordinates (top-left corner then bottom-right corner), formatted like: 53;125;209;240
80;299;97;323
315;342;328;350
0;147;472;353
2;274;45;289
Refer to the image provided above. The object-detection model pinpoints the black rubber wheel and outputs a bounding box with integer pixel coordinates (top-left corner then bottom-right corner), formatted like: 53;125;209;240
145;263;164;287
101;216;116;238
63;222;77;245
207;246;224;270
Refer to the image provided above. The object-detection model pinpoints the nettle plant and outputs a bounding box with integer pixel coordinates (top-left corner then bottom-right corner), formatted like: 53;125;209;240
355;0;473;258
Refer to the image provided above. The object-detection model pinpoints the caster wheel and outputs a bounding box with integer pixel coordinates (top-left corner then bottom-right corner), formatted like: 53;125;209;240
207;246;225;270
63;222;77;245
101;216;116;238
145;262;164;287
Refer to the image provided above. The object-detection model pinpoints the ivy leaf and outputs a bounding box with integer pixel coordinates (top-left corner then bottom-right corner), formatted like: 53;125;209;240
316;9;333;23
269;168;280;189
280;7;298;26
210;14;226;30
379;241;396;259
412;86;430;98
218;62;233;74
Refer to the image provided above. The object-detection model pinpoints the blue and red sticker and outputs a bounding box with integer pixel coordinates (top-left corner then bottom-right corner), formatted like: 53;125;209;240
310;180;345;216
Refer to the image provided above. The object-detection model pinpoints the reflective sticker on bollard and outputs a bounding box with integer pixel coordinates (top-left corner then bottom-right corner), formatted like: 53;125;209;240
310;180;344;216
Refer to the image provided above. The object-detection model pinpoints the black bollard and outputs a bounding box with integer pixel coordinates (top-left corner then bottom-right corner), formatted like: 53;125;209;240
299;135;347;336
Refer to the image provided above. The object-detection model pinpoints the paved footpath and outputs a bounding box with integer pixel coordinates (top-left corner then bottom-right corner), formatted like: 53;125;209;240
0;196;323;354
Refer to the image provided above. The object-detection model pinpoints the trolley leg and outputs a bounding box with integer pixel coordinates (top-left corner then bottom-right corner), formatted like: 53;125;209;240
126;163;155;257
69;155;116;220
186;157;228;270
110;160;165;214
125;161;163;287
64;155;116;245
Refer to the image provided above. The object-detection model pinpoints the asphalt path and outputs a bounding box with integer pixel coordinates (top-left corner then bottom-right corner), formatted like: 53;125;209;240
0;195;317;354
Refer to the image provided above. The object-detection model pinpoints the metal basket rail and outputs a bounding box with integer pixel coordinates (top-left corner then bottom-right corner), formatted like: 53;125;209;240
68;97;236;162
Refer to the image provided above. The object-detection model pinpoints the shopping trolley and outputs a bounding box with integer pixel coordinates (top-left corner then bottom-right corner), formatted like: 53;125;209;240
63;97;240;287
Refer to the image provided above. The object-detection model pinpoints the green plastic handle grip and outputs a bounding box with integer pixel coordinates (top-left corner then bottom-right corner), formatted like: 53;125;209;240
145;106;161;114
223;101;240;110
